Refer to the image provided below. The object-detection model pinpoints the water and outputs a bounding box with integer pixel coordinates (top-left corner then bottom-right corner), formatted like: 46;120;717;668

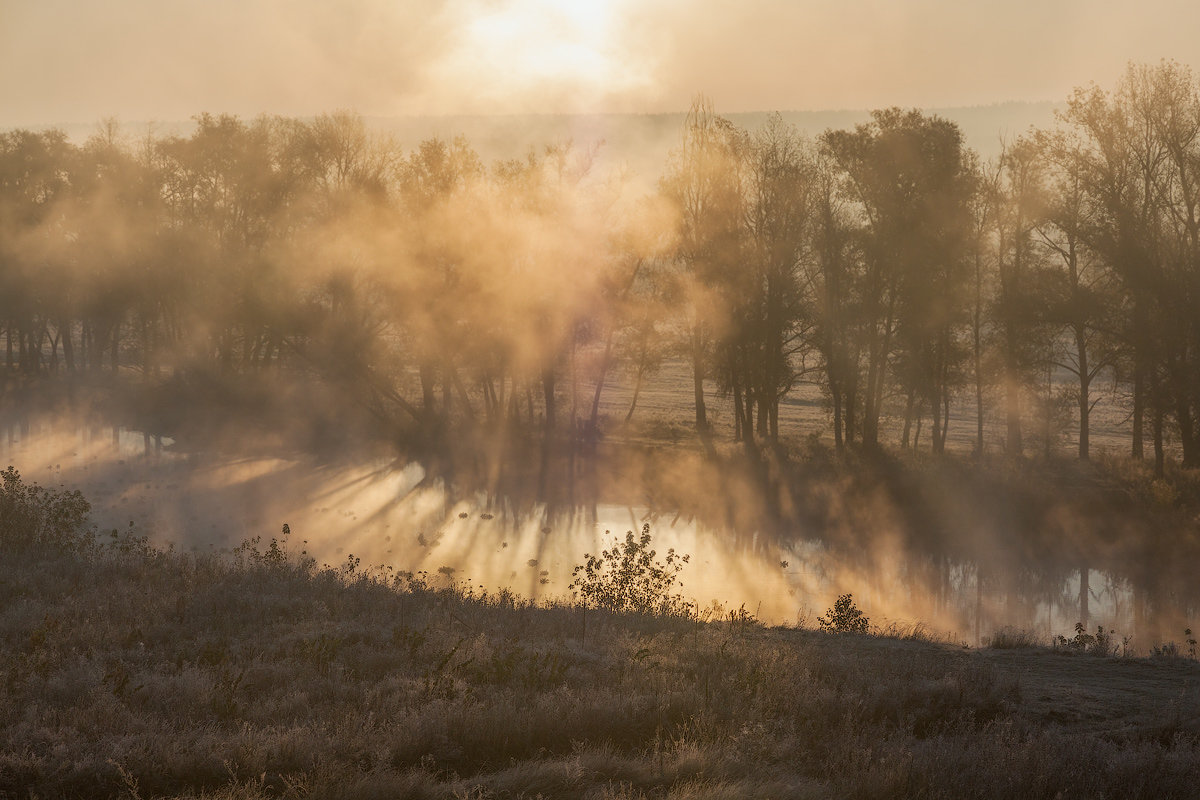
3;416;1196;652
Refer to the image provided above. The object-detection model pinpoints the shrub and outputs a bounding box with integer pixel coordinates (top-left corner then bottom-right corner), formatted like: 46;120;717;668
1151;629;1197;660
569;523;694;617
818;593;869;633
1054;622;1118;656
0;465;92;552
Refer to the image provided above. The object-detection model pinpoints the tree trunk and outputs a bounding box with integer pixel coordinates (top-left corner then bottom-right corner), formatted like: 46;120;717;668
419;362;437;416
48;328;60;374
932;391;945;455
625;367;645;424
1005;375;1022;456
81;321;91;372
1180;401;1198;469
481;375;497;421
832;379;844;451
732;366;744;443
542;367;556;436
845;381;857;446
973;250;985;458
863;351;881;449
1132;299;1146;460
901;389;916;449
1079;565;1089;628
1076;324;1090;461
61;320;74;374
691;329;708;431
1153;404;1165;479
942;392;950;449
589;326;617;432
451;366;475;423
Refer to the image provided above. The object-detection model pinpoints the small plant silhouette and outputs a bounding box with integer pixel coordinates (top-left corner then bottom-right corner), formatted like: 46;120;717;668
818;593;869;633
570;523;693;617
1151;628;1198;660
0;466;92;552
1055;622;1117;656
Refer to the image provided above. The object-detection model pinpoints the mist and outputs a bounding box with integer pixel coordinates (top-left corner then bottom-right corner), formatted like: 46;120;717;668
6;1;1200;125
10;5;1200;796
5;61;1200;648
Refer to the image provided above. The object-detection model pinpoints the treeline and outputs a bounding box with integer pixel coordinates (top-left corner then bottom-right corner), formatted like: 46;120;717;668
2;62;1198;471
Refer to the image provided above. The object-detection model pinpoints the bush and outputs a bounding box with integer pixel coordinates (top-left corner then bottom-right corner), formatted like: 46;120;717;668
1151;629;1196;660
0;466;92;552
818;593;869;633
569;523;694;617
1054;622;1119;656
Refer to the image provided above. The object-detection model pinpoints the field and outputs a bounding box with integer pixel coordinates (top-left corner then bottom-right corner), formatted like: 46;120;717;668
5;512;1200;800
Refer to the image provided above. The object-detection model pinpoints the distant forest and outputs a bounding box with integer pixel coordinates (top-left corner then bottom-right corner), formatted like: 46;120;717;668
2;62;1198;473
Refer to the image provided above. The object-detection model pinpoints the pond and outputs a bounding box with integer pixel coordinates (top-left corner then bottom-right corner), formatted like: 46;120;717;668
3;415;1195;653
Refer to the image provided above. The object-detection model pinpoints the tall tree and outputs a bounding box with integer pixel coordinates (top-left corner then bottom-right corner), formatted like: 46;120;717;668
0;129;76;375
660;95;747;435
1058;62;1199;470
823;108;974;451
1035;129;1119;461
965;156;1001;456
398;135;484;426
807;147;862;451
1143;62;1200;468
992;137;1050;456
734;114;815;445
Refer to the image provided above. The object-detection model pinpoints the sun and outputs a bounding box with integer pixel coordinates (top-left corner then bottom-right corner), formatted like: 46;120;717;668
466;0;616;85
437;0;643;110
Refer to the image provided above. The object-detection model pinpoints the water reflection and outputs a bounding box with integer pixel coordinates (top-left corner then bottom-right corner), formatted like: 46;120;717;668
3;414;1198;653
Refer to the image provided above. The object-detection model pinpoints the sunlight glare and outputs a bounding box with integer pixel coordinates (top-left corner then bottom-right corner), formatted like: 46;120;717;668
444;0;641;108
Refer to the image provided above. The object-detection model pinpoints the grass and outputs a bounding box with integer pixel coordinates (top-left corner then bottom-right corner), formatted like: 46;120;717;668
986;626;1043;650
5;496;1200;800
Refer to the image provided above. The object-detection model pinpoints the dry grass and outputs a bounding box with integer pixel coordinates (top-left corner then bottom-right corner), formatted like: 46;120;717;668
4;518;1200;800
987;626;1044;649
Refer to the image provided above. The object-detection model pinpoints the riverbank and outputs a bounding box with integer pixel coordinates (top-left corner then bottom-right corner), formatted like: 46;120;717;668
4;410;1200;644
4;505;1200;799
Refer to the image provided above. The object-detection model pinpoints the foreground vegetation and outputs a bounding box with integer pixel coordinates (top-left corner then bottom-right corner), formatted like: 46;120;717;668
4;471;1200;799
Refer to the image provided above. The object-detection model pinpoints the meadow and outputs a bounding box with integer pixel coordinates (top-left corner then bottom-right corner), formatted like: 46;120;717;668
5;468;1200;799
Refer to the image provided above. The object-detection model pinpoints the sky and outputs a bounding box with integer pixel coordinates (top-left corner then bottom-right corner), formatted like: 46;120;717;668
2;0;1200;126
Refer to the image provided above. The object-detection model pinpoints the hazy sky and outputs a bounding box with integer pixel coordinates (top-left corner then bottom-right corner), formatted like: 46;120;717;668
2;0;1199;125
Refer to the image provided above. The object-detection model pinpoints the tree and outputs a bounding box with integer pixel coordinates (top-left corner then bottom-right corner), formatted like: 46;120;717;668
1142;62;1200;469
1035;128;1120;461
807;148;862;451
0;129;77;375
660;95;747;436
585;194;674;439
1058;61;1200;471
734;114;816;445
398;135;484;427
965;155;1001;456
991;136;1050;457
822;108;974;452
